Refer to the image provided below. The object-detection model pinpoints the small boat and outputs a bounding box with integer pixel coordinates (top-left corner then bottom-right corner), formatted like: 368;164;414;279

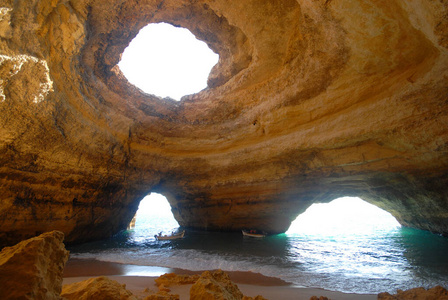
242;229;266;238
154;230;185;240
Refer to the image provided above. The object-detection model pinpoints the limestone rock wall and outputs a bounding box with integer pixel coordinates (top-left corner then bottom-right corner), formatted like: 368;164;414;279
0;0;447;245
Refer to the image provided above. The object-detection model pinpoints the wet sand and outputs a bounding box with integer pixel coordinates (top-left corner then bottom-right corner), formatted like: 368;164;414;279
63;258;377;300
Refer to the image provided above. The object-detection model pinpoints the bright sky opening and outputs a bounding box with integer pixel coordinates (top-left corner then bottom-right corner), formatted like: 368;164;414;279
287;197;401;235
118;22;219;100
137;193;174;217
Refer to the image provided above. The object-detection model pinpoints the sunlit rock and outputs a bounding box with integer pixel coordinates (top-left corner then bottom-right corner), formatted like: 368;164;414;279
0;231;69;299
190;269;244;300
61;276;138;300
0;0;447;245
155;273;200;288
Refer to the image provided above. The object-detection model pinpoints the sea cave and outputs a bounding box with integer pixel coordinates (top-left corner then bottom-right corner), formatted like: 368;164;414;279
0;0;447;274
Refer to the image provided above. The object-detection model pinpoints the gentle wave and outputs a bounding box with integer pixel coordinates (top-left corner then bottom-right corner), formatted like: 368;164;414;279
70;229;448;294
68;199;448;295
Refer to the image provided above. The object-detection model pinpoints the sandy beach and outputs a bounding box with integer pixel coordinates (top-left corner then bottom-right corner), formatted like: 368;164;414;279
63;259;377;300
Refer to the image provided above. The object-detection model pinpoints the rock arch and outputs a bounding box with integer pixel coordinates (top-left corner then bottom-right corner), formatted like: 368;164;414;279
0;0;447;245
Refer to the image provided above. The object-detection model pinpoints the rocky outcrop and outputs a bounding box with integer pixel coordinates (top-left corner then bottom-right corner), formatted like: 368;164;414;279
155;273;200;289
0;0;447;245
190;270;245;300
378;285;448;299
61;276;138;300
61;270;264;300
154;271;267;300
0;231;69;299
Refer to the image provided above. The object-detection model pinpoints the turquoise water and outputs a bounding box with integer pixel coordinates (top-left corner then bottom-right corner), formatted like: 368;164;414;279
68;197;448;294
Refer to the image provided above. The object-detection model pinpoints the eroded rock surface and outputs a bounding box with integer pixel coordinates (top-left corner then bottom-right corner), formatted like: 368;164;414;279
61;276;138;300
155;273;200;288
190;270;244;300
378;285;448;300
0;0;447;245
0;231;69;299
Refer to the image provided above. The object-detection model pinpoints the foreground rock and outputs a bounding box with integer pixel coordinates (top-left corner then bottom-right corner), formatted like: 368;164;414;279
61;270;266;300
378;286;448;299
155;273;200;290
0;231;69;299
61;276;137;300
190;269;266;300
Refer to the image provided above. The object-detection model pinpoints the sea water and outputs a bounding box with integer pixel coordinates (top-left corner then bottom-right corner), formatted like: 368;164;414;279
68;197;448;294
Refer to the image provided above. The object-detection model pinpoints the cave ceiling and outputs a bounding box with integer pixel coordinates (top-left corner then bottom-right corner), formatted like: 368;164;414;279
0;0;447;245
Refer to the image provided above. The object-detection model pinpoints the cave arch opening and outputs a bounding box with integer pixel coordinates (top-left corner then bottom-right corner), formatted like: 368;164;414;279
118;22;219;101
286;196;401;236
128;193;180;239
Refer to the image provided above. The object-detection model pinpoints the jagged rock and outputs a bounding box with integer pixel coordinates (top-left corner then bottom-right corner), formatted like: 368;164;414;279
155;273;200;288
0;1;448;245
154;271;267;300
0;231;69;299
190;269;245;300
61;276;137;300
378;285;448;300
157;284;171;293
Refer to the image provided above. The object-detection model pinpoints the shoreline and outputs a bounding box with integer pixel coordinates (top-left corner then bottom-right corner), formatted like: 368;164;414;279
63;258;377;299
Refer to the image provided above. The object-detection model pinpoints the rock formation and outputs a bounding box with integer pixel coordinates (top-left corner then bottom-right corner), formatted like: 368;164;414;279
189;270;244;300
0;0;447;245
0;231;69;299
61;276;138;300
61;270;265;300
378;285;448;299
155;273;200;289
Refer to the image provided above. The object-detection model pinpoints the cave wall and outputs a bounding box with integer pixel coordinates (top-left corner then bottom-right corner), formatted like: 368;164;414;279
0;0;447;246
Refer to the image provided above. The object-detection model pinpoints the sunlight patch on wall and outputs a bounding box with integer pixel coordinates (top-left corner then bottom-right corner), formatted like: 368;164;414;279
0;54;53;103
118;22;219;100
0;7;13;38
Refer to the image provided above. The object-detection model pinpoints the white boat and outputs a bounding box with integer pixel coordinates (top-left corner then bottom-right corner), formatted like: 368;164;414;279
154;230;185;240
242;229;266;238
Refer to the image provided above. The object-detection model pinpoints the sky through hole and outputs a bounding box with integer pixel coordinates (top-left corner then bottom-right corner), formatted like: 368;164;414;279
118;23;219;100
287;197;401;235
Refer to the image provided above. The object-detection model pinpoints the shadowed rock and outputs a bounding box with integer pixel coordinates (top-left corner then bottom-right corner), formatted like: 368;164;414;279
378;285;448;300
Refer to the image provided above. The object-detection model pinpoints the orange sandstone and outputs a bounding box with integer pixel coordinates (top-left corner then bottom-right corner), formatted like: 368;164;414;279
0;0;447;245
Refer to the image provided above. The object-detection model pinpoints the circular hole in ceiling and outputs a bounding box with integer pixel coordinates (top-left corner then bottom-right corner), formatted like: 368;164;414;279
118;22;219;101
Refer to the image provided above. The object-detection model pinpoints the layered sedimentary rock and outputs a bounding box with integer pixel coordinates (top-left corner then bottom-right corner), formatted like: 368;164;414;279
0;0;447;245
